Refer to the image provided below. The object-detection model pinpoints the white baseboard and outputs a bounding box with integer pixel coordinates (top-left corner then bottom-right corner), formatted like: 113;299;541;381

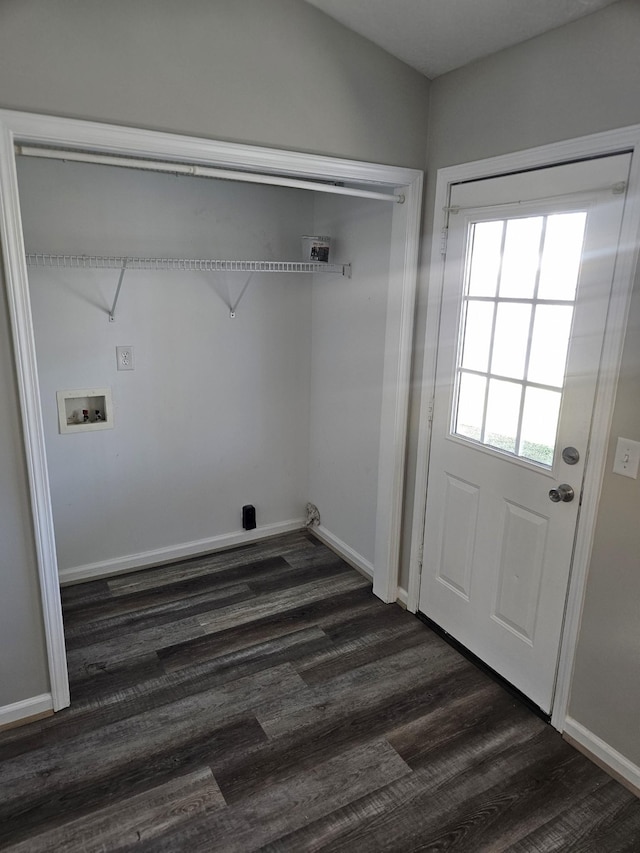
563;716;640;796
396;586;408;608
59;519;305;585
309;524;374;580
0;693;53;729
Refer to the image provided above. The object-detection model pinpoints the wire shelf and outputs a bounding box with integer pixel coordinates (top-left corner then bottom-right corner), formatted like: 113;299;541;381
25;254;351;276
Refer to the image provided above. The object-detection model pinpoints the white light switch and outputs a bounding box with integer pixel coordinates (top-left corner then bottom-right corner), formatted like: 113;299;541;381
116;346;134;371
612;437;640;479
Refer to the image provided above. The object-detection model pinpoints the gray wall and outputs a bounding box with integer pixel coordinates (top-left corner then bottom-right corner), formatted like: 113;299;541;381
0;0;429;170
568;282;640;761
415;0;640;765
0;0;430;709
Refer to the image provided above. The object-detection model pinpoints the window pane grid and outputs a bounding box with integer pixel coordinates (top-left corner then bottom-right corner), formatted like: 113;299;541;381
479;367;492;446
452;212;585;467
512;215;546;455
464;296;576;306
457;367;564;393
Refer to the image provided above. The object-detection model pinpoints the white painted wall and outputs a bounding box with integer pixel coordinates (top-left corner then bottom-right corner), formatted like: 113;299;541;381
308;195;393;564
18;158;314;574
18;156;394;582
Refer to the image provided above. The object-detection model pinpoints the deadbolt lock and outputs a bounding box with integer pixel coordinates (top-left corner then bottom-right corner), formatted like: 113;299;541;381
562;446;580;465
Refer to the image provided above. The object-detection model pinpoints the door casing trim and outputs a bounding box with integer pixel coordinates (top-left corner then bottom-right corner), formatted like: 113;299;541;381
408;124;640;732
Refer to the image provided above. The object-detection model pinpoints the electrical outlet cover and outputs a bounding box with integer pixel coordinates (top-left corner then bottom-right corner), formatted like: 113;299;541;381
116;346;134;371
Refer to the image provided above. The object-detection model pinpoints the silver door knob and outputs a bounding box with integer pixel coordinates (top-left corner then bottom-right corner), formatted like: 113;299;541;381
549;484;574;503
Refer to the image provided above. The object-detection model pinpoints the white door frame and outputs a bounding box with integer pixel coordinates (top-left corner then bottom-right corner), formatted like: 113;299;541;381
0;109;422;712
408;124;640;731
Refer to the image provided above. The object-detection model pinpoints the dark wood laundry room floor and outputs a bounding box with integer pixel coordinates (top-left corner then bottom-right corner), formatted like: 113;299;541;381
1;530;639;852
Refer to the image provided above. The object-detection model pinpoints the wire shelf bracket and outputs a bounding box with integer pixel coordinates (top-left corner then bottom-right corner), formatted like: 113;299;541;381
25;254;352;321
229;272;254;319
109;259;128;322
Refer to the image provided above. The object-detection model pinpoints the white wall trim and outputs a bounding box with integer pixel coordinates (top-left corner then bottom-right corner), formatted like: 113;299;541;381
409;122;640;727
59;520;305;585
564;716;640;795
406;180;448;614
396;586;408;608
552;139;640;730
0;693;52;728
0;108;421;709
0;125;70;712
309;524;374;580
373;172;423;603
1;108;421;189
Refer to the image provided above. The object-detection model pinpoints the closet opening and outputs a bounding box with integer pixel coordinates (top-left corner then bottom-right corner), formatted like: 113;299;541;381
0;109;422;713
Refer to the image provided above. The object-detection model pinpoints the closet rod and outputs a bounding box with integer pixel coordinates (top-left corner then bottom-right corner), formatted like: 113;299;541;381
16;145;405;204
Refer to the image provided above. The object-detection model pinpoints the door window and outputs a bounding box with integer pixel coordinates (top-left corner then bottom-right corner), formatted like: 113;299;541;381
453;212;587;466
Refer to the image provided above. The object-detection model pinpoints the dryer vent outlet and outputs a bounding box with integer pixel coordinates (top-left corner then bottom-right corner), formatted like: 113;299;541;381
242;505;256;530
305;502;320;527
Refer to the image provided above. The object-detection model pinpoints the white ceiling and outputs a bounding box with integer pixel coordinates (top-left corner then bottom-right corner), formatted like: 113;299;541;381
303;0;620;79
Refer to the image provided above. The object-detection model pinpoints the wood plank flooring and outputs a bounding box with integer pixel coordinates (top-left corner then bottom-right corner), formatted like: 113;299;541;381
1;530;639;851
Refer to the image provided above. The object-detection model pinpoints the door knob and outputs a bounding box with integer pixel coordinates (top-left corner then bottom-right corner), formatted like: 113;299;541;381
549;484;574;503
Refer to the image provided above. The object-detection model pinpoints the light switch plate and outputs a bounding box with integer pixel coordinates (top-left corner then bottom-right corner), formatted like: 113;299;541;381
116;346;134;371
612;437;640;479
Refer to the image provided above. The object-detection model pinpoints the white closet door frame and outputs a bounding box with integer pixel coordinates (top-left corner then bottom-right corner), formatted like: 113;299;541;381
408;124;640;733
0;109;422;711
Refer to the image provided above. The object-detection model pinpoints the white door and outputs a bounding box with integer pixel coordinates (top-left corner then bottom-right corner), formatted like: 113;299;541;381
419;154;631;713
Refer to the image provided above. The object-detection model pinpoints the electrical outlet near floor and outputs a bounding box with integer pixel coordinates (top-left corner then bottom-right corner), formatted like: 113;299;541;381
116;346;134;371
